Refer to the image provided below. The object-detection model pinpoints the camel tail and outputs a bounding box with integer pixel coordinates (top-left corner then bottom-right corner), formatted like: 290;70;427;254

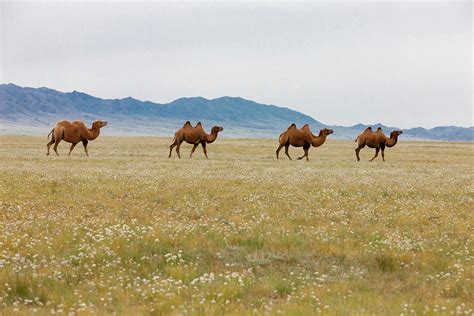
355;135;359;142
47;128;54;140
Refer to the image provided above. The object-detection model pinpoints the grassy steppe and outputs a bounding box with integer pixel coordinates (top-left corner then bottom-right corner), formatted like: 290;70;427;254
0;136;472;315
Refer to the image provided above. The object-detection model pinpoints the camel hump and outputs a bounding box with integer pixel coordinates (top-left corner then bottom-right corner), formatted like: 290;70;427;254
182;121;191;128
56;120;70;126
287;123;297;130
376;127;382;131
195;121;202;127
301;124;312;133
365;127;372;132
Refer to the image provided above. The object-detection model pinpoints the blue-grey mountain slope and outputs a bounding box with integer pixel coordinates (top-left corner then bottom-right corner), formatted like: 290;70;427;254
0;84;472;141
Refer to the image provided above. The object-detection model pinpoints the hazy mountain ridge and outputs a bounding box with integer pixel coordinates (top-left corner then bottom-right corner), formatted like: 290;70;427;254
0;84;472;141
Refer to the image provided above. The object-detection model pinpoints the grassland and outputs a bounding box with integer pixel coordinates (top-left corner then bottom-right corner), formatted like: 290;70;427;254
0;135;472;315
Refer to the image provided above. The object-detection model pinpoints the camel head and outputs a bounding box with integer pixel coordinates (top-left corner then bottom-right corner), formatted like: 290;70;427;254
211;126;224;134
320;128;334;136
92;120;108;129
390;130;403;138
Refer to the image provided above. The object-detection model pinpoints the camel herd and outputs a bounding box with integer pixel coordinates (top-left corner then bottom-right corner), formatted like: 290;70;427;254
46;120;403;161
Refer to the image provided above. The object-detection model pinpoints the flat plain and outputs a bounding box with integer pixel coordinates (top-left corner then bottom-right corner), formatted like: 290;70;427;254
0;135;472;315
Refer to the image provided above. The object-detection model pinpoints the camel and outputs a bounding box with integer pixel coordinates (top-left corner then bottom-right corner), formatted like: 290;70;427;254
47;120;107;157
169;121;224;159
355;127;403;162
276;123;334;161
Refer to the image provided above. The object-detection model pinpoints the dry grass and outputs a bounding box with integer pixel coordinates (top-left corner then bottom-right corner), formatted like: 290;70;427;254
0;135;472;315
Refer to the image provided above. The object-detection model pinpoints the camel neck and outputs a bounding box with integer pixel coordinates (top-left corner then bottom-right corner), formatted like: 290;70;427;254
206;131;219;143
87;127;101;140
386;135;398;147
311;134;327;147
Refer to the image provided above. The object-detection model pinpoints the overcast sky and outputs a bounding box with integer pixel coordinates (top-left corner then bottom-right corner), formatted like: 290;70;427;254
1;1;472;128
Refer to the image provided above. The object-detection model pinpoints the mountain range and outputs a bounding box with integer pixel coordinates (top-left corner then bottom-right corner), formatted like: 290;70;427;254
0;83;472;141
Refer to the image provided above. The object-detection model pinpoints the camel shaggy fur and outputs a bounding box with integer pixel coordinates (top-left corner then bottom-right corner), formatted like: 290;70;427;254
276;124;334;161
169;121;224;159
355;127;403;162
47;120;107;157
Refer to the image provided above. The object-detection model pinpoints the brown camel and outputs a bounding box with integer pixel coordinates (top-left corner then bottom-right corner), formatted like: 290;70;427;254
47;120;107;157
169;121;224;159
355;127;403;162
276;124;334;161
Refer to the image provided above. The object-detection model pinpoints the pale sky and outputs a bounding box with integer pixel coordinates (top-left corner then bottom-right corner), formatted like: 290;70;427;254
1;0;472;128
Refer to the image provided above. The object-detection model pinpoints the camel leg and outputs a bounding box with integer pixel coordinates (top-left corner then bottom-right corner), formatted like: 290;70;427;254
169;139;177;158
276;144;284;159
284;144;292;160
68;142;78;156
201;142;208;159
82;139;89;157
355;147;361;161
355;143;364;161
381;148;385;162
176;140;182;159
297;145;309;161
369;147;380;162
47;139;55;156
190;143;199;158
53;138;61;156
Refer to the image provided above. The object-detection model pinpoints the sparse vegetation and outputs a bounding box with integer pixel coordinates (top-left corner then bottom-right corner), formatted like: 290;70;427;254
0;136;472;314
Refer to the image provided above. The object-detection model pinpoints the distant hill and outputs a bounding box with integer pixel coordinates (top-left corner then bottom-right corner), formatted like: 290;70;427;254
0;83;472;141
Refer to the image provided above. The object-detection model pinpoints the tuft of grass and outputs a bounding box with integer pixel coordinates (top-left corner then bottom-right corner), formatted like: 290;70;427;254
375;254;397;272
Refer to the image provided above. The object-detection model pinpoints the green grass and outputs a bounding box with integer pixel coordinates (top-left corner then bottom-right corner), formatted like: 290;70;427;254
0;136;472;315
